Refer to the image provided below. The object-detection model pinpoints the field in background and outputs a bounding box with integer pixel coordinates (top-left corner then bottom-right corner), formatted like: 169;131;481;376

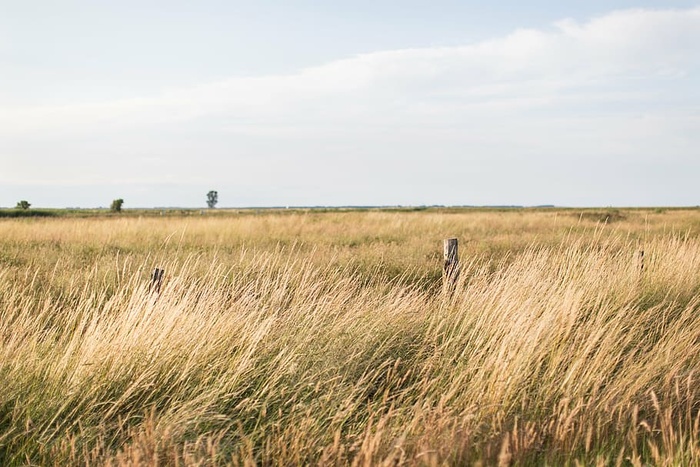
1;208;700;465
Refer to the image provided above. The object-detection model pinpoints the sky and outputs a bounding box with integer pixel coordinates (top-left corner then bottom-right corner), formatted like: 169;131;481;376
1;1;699;208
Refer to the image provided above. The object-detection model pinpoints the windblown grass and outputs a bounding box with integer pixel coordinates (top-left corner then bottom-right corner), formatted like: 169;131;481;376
1;208;699;465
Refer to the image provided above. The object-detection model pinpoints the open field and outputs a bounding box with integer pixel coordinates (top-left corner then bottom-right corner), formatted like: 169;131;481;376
1;208;700;465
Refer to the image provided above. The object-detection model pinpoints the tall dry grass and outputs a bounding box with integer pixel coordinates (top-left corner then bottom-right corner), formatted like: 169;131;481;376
1;208;700;465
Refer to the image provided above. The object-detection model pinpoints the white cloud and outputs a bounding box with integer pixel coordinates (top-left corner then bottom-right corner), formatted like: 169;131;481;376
1;6;698;137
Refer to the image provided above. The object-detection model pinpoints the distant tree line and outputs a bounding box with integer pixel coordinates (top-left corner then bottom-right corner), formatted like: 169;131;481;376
10;191;220;211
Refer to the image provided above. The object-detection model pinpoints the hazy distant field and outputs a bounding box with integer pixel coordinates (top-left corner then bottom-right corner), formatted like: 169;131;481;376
1;208;700;465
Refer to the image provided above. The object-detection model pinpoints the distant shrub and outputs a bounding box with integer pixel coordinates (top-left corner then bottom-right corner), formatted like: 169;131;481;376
110;199;124;213
15;200;31;210
0;209;55;218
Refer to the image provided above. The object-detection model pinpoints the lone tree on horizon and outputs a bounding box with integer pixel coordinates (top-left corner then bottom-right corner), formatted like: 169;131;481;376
206;190;218;209
15;200;31;210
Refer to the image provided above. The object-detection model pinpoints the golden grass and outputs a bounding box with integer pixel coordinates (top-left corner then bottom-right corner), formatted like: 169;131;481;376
1;208;699;465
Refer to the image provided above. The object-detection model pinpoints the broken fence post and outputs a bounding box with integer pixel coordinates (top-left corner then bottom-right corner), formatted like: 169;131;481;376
151;267;165;293
443;238;459;292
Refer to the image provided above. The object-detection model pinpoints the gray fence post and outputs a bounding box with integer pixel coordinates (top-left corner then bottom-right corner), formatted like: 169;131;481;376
151;268;164;293
443;238;459;292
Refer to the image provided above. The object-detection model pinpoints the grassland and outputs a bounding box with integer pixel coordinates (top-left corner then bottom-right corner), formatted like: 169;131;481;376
1;207;700;465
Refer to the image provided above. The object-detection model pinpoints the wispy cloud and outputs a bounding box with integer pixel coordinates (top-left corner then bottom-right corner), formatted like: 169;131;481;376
2;7;698;136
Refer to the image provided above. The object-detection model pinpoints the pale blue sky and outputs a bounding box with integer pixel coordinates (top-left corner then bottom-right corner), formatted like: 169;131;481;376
1;1;699;208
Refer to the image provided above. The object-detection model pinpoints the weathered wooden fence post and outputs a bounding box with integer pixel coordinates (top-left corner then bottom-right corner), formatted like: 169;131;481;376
151;267;164;293
443;238;459;292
